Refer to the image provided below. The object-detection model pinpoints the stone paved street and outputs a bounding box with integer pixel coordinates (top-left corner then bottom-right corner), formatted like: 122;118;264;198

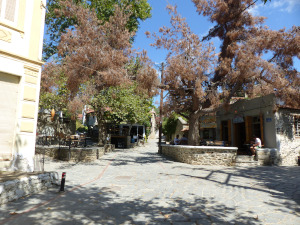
0;139;300;225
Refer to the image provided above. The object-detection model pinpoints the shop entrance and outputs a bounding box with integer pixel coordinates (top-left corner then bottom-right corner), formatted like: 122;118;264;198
234;122;246;150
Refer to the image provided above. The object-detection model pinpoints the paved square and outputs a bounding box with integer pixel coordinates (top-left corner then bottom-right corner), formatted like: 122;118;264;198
0;139;299;224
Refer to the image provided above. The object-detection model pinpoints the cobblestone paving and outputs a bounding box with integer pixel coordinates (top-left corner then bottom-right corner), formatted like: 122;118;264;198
0;139;300;224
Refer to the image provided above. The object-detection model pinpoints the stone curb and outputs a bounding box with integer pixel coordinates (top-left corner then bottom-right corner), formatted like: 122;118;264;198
0;172;59;205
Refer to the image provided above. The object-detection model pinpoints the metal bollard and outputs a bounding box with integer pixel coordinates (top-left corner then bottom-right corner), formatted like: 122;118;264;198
60;172;66;192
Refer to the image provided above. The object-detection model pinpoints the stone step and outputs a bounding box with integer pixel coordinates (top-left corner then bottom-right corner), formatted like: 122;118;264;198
235;155;259;166
235;155;257;162
235;161;259;166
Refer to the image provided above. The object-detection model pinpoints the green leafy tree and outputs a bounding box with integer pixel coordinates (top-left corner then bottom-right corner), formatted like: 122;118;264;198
44;0;152;60
39;64;70;113
92;85;153;137
162;113;178;141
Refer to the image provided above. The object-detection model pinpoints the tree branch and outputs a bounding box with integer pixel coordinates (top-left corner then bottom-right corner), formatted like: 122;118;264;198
201;0;259;41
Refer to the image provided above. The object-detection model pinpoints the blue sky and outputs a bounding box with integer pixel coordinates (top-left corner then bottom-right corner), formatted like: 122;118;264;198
132;0;300;106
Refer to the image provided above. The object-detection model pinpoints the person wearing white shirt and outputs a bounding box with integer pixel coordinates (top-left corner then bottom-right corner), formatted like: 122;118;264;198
250;135;262;156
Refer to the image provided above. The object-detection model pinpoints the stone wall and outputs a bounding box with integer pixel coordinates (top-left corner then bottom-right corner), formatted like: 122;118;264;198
0;172;59;205
276;134;300;166
161;145;238;166
256;148;279;166
57;147;105;162
35;146;106;162
275;110;300;166
35;146;60;158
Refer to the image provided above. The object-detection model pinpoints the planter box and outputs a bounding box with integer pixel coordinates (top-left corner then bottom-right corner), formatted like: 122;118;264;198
161;145;238;166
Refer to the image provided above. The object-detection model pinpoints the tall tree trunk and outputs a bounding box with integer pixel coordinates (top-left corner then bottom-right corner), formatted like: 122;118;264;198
188;112;200;146
96;111;106;146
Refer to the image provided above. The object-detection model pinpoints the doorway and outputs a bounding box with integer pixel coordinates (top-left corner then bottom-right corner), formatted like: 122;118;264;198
234;122;246;149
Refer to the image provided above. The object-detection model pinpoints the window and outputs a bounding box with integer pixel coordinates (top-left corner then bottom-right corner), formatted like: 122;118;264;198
0;0;17;24
203;129;209;139
295;116;300;138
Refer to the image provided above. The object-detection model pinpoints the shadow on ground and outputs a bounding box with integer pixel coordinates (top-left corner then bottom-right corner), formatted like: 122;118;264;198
0;184;260;225
171;165;300;216
3;139;298;224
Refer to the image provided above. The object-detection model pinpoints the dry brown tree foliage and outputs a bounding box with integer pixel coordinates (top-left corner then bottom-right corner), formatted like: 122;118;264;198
58;0;132;95
147;5;217;145
192;0;300;106
42;0;158;114
148;1;299;145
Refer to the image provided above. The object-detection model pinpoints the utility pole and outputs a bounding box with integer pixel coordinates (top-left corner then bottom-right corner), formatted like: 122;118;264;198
158;62;164;154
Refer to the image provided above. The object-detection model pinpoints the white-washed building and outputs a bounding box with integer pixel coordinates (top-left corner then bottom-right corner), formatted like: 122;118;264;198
0;0;46;171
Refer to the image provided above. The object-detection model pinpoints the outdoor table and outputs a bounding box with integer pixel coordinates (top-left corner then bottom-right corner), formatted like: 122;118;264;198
70;135;80;147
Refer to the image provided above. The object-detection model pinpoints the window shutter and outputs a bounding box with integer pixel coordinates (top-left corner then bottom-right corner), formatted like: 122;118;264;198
228;120;231;146
260;113;264;145
245;116;252;143
5;0;16;22
220;122;223;141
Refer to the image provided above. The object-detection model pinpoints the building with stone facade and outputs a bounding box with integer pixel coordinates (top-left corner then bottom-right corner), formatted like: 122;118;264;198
216;94;300;166
168;115;217;144
0;0;46;171
170;117;189;142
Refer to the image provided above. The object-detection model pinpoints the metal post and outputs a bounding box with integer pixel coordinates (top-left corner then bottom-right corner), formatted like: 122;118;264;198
158;63;164;154
68;142;71;161
42;147;45;172
137;126;139;143
60;172;66;192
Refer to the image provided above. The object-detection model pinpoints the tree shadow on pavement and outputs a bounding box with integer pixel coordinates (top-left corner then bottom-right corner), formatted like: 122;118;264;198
171;165;300;221
0;184;261;225
99;151;173;167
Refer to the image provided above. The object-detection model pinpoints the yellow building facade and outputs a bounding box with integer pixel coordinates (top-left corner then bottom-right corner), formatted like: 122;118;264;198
0;0;46;171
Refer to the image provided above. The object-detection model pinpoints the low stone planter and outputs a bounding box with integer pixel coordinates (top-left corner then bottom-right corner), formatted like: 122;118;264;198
35;145;60;158
161;145;238;166
35;146;106;162
256;148;279;166
0;172;59;205
56;147;105;162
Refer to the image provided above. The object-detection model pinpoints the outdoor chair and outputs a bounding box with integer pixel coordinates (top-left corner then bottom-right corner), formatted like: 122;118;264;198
78;134;86;147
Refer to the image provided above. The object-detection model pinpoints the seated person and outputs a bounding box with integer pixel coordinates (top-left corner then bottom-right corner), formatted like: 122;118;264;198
179;134;188;145
250;135;262;156
173;135;180;145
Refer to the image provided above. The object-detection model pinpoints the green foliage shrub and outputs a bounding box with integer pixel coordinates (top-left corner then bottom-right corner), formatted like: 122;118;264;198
76;120;88;133
162;113;178;141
